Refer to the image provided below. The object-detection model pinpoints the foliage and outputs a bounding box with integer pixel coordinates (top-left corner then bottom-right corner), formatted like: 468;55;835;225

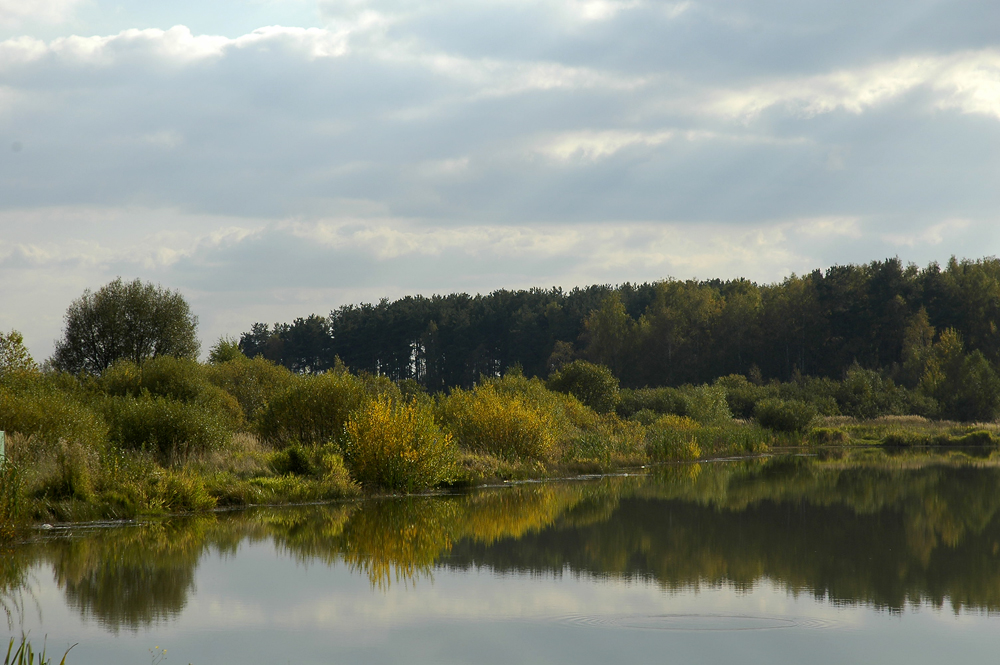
616;387;687;419
101;394;231;462
0;384;108;451
345;397;458;491
208;336;245;364
237;258;1000;410
52;278;199;375
754;398;818;433
835;364;905;420
645;416;770;460
0;458;24;541
269;444;317;476
546;360;620;414
438;385;557;461
256;371;367;448
681;384;732;425
4;636;74;665
0;331;37;376
205;355;295;423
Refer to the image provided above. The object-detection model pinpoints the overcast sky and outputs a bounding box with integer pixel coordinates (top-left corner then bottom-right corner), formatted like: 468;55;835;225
3;0;1000;360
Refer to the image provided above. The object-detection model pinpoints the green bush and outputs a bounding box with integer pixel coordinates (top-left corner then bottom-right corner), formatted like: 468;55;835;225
345;396;457;491
546;360;620;414
715;375;761;420
0;385;108;450
101;394;231;461
836;365;905;420
98;357;244;431
205;355;295;423
257;371;366;448
616;387;686;418
96;360;143;397
438;385;556;461
682;384;732;425
809;427;848;445
754;398;817;433
269;444;316;476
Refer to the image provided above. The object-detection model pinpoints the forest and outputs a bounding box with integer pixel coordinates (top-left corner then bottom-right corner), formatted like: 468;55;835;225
239;256;1000;422
239;257;1000;386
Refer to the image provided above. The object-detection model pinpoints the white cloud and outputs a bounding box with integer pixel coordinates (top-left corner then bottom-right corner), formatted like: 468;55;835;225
538;130;674;161
700;50;1000;123
793;217;863;240
882;219;972;248
704;57;935;119
0;0;81;27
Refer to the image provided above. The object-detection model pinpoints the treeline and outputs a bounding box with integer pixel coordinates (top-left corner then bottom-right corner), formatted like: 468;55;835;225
239;257;1000;392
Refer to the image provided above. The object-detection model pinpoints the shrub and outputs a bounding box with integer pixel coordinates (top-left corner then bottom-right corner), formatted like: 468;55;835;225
809;427;848;445
616;387;686;418
754;398;817;433
478;371;597;442
101;394;231;461
136;355;206;401
627;409;660;426
836;365;905;420
345;397;458;491
682;385;732;425
715;374;770;420
546;360;620;414
269;444;316;476
257;371;366;448
97;360;142;397
439;386;556;461
0;385;108;451
99;357;244;431
205;355;295;423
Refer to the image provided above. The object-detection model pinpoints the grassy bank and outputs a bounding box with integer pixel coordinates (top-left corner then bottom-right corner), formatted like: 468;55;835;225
1;355;997;537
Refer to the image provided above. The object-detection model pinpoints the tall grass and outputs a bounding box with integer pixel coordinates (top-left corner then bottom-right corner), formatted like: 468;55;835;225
0;457;23;540
3;636;74;665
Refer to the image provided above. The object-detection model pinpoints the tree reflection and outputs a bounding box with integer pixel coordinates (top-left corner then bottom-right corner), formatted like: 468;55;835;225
7;453;1000;631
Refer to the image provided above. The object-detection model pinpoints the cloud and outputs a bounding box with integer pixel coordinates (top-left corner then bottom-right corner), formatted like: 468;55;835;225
882;219;973;248
700;50;1000;122
0;0;81;27
3;1;1000;361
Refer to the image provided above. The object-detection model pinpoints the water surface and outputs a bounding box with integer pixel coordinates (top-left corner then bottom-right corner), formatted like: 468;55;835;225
4;451;1000;664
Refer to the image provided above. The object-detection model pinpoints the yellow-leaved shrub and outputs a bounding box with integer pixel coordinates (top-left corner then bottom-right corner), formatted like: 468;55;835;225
345;397;457;491
438;385;556;461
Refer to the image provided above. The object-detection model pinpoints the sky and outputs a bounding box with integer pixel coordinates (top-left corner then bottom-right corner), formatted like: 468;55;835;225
2;0;1000;360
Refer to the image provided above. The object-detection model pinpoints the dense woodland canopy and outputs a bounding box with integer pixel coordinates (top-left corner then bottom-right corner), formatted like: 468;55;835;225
239;256;1000;391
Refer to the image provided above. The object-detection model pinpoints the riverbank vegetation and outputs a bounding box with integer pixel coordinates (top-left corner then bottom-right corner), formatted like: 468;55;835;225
5;259;1000;537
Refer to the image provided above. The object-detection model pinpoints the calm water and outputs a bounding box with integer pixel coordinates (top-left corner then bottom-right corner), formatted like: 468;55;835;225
4;451;1000;664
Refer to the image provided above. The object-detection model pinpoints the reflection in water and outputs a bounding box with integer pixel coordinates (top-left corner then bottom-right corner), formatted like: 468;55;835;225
5;451;1000;632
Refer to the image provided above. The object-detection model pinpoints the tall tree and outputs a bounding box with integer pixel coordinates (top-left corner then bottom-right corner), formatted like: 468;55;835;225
52;278;199;374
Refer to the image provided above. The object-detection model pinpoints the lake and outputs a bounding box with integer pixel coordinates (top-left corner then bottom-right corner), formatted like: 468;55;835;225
4;450;1000;664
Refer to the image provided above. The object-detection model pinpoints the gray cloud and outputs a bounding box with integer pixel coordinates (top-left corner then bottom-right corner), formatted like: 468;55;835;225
1;1;1000;359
